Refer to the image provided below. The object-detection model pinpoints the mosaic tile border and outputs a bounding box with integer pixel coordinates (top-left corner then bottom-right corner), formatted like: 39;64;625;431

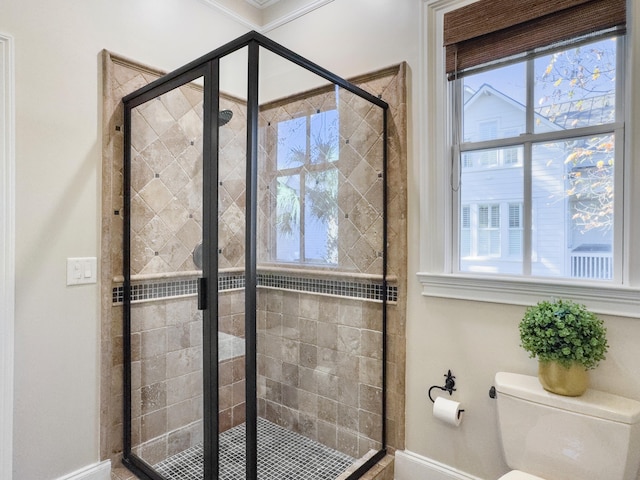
259;272;397;302
112;279;199;304
112;271;397;304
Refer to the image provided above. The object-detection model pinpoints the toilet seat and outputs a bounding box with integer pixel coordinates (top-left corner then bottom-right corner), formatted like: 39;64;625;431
498;470;547;480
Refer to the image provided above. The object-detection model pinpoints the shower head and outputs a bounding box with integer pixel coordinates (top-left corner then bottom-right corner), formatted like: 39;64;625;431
192;242;203;269
219;109;233;126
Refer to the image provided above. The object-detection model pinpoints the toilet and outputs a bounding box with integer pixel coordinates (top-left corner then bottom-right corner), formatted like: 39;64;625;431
494;372;640;480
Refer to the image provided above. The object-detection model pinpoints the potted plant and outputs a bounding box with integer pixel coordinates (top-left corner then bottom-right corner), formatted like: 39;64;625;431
519;299;608;396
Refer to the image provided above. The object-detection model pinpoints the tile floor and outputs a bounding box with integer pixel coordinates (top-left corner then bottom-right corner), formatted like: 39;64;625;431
153;417;354;480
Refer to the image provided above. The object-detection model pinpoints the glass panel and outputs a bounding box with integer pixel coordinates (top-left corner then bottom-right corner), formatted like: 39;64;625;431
218;46;249;479
462;62;526;142
459;146;524;274
255;46;385;479
534;37;617;133
128;77;205;475
532;135;614;279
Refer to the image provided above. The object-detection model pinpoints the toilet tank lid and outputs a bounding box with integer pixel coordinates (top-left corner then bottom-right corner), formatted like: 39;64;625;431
495;372;640;425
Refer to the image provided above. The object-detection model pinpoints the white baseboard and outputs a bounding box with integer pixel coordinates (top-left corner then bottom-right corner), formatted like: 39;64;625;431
55;460;111;480
394;450;484;480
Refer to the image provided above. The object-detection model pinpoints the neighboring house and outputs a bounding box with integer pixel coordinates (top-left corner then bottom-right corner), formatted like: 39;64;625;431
460;84;613;279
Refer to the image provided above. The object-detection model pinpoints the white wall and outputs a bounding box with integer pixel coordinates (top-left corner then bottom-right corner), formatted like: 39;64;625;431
0;1;247;477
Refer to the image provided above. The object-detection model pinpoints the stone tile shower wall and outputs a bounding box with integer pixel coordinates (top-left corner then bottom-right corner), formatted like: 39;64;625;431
129;297;203;465
257;289;384;458
129;82;247;275
217;289;247;432
128;85;204;275
102;51;407;476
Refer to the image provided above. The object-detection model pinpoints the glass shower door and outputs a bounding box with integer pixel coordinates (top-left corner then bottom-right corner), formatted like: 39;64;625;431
123;53;253;480
124;72;209;479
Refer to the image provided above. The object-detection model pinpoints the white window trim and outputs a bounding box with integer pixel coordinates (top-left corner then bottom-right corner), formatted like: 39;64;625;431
417;0;640;318
0;32;14;480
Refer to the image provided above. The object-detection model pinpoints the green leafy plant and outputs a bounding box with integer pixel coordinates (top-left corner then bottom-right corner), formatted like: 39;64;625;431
519;299;608;369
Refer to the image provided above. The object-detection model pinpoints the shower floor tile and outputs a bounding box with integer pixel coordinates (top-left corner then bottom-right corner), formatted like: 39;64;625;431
154;417;355;480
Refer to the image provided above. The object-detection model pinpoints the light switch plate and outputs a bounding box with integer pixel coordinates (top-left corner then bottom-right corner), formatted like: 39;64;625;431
66;257;97;285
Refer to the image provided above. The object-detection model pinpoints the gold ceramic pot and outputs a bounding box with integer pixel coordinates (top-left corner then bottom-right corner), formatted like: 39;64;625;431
538;360;589;396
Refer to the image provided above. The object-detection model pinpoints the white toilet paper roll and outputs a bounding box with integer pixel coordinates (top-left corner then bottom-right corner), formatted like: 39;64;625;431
433;396;464;426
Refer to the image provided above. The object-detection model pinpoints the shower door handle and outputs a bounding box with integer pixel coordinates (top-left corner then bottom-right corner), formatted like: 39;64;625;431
197;277;207;310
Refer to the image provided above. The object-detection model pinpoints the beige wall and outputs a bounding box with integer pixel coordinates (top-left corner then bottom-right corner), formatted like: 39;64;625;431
4;0;640;479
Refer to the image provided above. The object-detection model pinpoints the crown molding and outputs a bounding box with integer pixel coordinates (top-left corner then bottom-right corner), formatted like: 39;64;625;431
200;0;334;32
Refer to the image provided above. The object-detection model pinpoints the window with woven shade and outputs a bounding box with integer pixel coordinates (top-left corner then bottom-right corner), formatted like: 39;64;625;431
445;0;626;280
418;0;640;315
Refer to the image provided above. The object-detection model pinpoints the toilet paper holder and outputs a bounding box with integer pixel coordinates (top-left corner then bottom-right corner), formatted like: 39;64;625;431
428;370;458;403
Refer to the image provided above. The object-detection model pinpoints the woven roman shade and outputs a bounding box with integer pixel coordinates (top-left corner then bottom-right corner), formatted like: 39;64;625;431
444;0;626;78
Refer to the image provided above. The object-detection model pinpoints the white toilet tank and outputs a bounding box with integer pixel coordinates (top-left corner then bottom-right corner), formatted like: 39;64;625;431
495;372;640;480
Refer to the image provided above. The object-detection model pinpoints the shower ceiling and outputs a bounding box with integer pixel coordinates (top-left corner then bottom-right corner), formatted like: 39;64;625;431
201;0;334;32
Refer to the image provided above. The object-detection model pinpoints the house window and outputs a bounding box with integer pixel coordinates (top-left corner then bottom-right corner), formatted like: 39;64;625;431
453;35;620;280
418;0;640;314
503;148;519;166
460;205;471;257
508;203;522;256
478;120;497;141
461;146;523;170
459;202;521;271
274;109;339;264
478;204;500;256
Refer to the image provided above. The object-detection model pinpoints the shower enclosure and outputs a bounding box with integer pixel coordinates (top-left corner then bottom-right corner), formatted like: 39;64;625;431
121;31;389;480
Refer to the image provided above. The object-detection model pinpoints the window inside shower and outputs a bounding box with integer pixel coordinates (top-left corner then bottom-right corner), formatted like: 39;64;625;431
274;108;339;265
121;32;388;480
